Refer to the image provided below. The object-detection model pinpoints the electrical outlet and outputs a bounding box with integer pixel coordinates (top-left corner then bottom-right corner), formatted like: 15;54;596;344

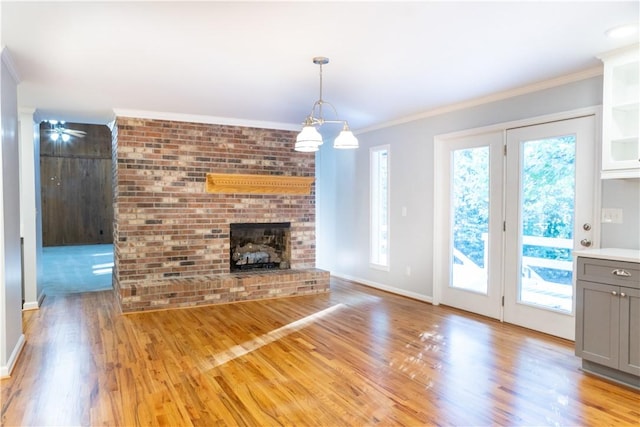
601;208;623;224
405;266;411;276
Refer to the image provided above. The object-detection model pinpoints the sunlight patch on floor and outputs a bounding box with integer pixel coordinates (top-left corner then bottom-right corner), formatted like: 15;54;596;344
389;326;445;390
202;303;345;371
91;252;114;257
92;262;114;276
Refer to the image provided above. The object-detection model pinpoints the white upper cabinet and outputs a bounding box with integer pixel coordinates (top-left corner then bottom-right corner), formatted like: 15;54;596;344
599;45;639;179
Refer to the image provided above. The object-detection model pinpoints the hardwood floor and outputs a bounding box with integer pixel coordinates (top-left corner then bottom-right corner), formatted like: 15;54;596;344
2;277;639;426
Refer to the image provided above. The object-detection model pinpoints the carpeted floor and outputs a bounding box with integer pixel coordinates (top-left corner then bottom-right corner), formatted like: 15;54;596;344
42;244;114;295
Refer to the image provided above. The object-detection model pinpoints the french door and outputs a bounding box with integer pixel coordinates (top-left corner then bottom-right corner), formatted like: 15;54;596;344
435;131;504;320
435;114;597;340
503;116;596;339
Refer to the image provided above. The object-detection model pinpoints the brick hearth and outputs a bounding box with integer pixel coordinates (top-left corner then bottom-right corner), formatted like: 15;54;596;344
112;117;329;312
116;269;329;312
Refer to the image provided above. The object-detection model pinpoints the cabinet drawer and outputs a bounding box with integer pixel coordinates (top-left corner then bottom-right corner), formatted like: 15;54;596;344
577;257;640;289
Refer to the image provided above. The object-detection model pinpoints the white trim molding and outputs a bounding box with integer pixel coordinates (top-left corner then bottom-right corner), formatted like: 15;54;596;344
22;301;39;311
331;272;433;304
358;66;603;134
0;334;25;378
1;46;21;83
112;108;300;131
434;106;601;141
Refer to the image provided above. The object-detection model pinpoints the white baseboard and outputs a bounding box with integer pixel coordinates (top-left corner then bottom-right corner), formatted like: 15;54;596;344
0;333;25;378
23;289;46;311
23;300;39;311
331;272;433;303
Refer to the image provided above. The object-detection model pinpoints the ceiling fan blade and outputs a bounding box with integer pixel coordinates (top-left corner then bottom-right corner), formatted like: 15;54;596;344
63;129;87;137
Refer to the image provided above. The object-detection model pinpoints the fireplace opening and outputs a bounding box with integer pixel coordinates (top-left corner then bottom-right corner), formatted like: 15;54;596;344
230;222;291;272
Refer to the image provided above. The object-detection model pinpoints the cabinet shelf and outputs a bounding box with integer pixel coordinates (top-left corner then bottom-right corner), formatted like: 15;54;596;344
599;45;640;178
612;102;639;111
609;136;639;146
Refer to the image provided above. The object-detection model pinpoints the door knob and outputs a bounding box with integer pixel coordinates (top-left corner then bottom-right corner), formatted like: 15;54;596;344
580;238;592;247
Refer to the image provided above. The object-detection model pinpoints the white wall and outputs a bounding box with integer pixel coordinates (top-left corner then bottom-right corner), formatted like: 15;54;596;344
601;179;640;249
317;75;640;299
1;47;25;377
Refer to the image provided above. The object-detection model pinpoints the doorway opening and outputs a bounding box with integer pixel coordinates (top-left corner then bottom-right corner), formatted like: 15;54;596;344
39;121;114;295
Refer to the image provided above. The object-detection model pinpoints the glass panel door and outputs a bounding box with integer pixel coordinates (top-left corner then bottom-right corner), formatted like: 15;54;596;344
504;116;596;340
435;131;503;320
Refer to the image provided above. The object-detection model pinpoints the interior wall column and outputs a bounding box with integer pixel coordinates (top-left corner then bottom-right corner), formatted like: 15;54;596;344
0;47;26;377
19;107;42;310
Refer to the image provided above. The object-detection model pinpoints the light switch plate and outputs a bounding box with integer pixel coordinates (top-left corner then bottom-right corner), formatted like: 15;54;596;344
601;208;623;224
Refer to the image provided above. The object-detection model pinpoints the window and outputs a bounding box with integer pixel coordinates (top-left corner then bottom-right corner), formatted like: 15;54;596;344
370;145;390;269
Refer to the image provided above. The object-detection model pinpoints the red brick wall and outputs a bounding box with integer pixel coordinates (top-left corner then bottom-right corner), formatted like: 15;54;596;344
113;117;319;306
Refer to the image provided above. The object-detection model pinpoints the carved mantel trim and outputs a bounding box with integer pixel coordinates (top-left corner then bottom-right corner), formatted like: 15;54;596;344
205;173;315;195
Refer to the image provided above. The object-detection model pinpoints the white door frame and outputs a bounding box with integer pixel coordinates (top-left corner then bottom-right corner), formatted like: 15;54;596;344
433;107;601;332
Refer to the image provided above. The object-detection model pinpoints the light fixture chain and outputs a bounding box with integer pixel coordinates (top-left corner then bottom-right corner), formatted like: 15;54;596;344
318;61;324;120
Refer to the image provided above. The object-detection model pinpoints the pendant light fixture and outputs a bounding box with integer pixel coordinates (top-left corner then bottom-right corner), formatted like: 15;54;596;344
294;57;359;152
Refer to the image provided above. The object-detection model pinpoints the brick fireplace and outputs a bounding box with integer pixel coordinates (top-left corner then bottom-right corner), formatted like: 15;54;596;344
112;116;329;312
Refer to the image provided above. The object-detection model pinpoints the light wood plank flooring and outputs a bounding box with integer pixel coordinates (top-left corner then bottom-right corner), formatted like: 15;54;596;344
2;277;639;426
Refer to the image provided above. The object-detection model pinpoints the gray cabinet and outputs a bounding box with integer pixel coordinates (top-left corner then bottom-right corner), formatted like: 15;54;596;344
619;286;640;376
575;257;640;389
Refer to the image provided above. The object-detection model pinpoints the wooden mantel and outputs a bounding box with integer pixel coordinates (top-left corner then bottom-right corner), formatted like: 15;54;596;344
205;173;315;195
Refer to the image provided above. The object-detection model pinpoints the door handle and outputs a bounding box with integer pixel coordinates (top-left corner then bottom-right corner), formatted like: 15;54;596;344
580;238;592;247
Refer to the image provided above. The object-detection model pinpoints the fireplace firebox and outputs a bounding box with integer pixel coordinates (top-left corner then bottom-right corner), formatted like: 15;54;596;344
230;222;291;271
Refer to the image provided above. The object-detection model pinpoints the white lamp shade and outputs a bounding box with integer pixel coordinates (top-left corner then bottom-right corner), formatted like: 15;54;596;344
295;140;320;152
295;125;323;152
333;129;359;149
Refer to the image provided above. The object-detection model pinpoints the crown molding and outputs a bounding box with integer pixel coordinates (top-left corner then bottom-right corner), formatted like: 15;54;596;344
19;107;36;117
113;108;300;132
357;66;603;135
597;43;639;61
1;46;21;83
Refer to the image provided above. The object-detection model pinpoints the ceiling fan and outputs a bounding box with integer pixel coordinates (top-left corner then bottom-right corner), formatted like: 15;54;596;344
44;120;86;142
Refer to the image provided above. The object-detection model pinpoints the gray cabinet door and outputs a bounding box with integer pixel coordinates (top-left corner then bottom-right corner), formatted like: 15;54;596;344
619;286;640;376
575;280;619;368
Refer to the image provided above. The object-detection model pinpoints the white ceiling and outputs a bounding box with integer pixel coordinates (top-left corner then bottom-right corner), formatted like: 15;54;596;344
2;1;638;131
